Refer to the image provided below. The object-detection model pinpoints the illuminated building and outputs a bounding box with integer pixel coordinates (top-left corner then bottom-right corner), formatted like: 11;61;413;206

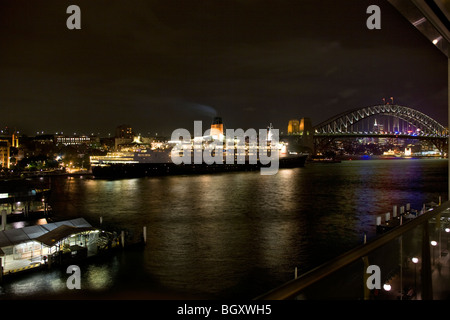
115;125;134;139
114;125;137;151
0;140;10;168
0;218;108;274
298;118;312;137
11;133;19;148
288;118;312;137
115;135;154;152
404;147;412;156
284;117;313;154
55;135;98;146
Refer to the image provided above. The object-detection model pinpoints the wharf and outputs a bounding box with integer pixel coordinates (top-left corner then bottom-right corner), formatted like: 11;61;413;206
376;201;441;234
0;188;52;223
0;217;146;281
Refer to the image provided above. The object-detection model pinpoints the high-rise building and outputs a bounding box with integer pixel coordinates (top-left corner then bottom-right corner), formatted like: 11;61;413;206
373;118;379;132
115;125;134;139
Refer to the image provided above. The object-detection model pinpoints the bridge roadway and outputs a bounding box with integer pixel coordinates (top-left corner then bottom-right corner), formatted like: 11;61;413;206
313;131;447;140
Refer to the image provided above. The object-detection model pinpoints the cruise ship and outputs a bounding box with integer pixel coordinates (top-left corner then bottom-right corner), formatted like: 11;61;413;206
90;122;307;178
90;145;307;178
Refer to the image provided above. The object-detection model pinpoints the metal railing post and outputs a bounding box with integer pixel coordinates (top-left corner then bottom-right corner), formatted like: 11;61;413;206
421;220;433;300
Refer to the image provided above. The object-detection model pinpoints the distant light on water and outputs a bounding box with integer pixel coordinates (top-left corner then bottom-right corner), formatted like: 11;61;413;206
1;159;446;299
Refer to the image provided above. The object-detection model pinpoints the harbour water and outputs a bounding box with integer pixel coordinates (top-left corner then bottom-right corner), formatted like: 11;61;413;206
0;158;447;299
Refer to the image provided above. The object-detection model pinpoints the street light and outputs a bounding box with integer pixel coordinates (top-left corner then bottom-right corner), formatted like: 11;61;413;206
383;283;391;291
445;228;450;250
412;257;419;291
431;241;438;265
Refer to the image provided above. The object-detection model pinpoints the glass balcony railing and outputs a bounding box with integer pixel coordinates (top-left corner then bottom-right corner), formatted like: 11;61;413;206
256;201;450;300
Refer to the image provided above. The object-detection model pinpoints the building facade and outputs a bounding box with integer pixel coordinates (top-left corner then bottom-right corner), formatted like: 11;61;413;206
115;125;134;139
0;140;10;168
55;135;100;146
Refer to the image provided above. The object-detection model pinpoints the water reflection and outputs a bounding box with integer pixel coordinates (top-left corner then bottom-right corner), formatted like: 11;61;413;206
1;257;121;298
1;159;446;299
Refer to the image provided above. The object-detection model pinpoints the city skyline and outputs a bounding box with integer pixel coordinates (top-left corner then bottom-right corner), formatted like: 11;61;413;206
0;0;447;137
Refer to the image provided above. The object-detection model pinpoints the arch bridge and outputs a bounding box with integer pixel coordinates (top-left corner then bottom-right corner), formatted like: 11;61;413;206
312;104;448;155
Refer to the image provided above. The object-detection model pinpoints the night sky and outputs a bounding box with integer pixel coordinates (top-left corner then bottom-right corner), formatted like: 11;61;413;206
0;0;447;137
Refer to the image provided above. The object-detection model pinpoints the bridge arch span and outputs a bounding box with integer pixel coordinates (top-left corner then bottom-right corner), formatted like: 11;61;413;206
314;105;447;137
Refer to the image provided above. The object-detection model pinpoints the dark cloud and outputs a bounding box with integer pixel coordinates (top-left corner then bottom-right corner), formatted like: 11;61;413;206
0;0;447;136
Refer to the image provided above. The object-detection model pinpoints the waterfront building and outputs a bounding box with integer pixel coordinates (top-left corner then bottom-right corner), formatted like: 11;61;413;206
0;218;102;274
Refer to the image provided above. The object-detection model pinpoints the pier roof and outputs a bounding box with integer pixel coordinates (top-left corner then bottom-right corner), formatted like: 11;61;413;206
0;218;93;247
35;225;95;247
